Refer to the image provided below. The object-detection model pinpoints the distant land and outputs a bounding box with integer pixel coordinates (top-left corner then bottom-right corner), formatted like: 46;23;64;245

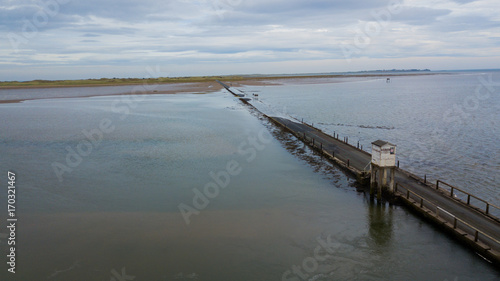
356;69;431;73
0;71;437;88
5;68;500;89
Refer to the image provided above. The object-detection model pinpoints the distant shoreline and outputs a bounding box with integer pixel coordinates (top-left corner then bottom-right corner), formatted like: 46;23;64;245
0;73;444;104
0;81;225;104
0;73;441;90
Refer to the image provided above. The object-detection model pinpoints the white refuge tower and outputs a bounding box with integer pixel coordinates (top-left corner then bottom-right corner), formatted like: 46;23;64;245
370;140;397;199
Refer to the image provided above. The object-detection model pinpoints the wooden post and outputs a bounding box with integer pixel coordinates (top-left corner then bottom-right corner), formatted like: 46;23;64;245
347;159;350;167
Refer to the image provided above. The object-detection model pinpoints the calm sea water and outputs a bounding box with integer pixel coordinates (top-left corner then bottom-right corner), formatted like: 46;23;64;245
0;83;194;102
0;86;499;280
240;72;500;203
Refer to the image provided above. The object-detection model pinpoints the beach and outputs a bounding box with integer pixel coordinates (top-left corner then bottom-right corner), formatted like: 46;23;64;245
0;73;439;104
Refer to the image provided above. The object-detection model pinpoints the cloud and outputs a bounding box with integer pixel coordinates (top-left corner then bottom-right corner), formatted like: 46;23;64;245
82;33;100;37
0;0;499;80
434;15;500;31
391;7;452;25
450;0;478;3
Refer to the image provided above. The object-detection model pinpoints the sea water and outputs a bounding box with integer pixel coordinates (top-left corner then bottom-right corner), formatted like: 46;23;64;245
0;88;498;280
240;71;500;203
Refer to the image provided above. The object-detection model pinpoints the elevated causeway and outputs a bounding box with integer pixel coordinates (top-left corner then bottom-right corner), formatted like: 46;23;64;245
218;80;500;266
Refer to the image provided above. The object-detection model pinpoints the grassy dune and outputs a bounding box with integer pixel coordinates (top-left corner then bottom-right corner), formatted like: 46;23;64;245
0;76;251;88
0;72;437;89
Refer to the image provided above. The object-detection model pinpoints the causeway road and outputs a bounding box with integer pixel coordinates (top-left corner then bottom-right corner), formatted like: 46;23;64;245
271;116;500;255
218;79;500;260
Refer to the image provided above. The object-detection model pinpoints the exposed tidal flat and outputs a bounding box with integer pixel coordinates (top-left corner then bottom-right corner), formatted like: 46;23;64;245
0;81;499;280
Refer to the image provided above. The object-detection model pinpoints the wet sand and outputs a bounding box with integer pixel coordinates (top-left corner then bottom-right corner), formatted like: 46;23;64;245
0;81;224;104
0;73;437;104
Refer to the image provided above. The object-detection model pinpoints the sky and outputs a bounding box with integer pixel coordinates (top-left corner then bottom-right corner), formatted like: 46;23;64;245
0;0;499;81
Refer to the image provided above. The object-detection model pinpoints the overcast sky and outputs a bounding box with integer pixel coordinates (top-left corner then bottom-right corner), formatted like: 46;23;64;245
1;0;499;80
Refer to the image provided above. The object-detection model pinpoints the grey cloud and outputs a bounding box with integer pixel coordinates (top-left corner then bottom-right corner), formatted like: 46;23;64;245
450;0;478;3
201;0;391;28
59;0;187;22
68;26;140;36
1;0;499;79
82;33;100;37
390;7;452;25
434;15;500;32
238;0;389;14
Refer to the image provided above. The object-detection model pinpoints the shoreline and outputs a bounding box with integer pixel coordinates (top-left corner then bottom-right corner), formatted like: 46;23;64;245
0;73;441;104
0;73;440;90
0;81;226;104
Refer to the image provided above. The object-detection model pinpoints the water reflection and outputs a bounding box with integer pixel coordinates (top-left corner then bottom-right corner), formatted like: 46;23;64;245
367;198;394;248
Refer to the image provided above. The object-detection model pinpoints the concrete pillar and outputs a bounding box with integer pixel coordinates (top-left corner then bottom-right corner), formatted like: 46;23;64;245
370;164;376;197
382;168;388;188
389;168;395;193
377;166;383;200
377;180;382;201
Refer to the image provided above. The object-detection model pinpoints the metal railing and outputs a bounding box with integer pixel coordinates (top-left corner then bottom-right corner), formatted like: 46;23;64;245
395;183;500;250
436;180;500;219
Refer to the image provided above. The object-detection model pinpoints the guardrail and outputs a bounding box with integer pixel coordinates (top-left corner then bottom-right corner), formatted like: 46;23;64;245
436;180;500;219
395;183;500;251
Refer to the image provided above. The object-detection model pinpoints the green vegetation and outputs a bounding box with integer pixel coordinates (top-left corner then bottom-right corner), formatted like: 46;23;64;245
0;75;249;88
0;72;437;89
